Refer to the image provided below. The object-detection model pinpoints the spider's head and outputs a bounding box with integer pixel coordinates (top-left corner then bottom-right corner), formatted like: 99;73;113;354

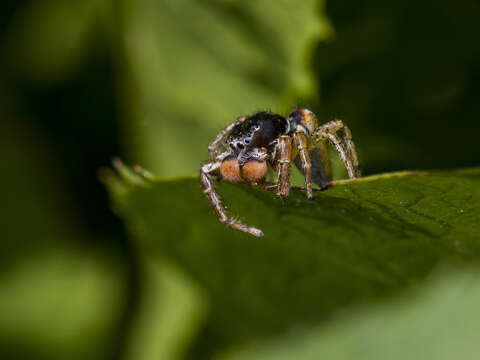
286;108;319;136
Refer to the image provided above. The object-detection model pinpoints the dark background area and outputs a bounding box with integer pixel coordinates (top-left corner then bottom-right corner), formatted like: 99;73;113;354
1;0;479;359
315;0;480;174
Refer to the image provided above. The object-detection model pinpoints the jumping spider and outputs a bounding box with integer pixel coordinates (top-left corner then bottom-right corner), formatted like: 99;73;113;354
200;109;361;237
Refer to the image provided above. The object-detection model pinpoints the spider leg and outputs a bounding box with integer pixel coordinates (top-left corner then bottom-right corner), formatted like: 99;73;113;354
329;120;361;177
276;135;293;199
200;161;264;237
293;138;332;188
259;184;331;192
293;131;313;199
311;119;361;178
208;116;247;160
326;132;356;178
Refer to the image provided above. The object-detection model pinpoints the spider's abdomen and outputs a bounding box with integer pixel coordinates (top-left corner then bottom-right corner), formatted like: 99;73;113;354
227;112;287;152
220;158;243;182
241;160;267;182
220;158;267;183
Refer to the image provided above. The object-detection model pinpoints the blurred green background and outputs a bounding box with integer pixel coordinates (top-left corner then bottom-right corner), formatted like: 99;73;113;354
1;0;480;359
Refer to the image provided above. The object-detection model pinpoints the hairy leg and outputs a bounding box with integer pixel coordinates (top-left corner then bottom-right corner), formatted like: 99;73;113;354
293;131;313;199
276;135;293;199
334;120;361;177
200;161;263;237
293;139;332;188
208;116;247;160
311;120;361;178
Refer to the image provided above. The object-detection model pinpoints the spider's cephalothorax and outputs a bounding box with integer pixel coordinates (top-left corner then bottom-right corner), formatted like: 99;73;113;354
200;108;361;237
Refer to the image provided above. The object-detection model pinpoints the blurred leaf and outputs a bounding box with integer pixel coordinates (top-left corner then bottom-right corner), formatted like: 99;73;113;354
4;0;106;83
119;0;332;176
0;119;126;359
0;118;80;263
105;166;480;357
0;247;125;360
223;268;480;360
124;258;207;360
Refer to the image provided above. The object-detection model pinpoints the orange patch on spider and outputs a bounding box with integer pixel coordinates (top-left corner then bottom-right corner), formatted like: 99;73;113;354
241;161;267;182
299;109;318;130
220;159;244;182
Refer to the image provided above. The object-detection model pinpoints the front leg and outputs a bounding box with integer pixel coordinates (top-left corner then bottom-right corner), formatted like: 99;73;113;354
276;135;293;199
311;120;361;178
200;162;264;237
208;116;247;160
293;131;313;199
327;119;361;177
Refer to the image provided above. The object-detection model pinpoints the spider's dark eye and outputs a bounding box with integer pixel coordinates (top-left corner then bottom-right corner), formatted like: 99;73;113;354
237;143;244;149
244;139;250;144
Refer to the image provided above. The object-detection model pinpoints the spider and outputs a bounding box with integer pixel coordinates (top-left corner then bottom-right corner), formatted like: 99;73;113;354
200;108;361;237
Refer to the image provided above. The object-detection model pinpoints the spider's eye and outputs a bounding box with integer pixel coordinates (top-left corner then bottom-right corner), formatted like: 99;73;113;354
243;131;255;145
237;143;244;149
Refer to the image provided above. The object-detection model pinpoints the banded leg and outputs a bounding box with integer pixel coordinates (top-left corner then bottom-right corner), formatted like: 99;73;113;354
311;120;361;178
208;116;247;160
334;120;361;177
276;135;292;199
293;131;313;199
200;162;263;237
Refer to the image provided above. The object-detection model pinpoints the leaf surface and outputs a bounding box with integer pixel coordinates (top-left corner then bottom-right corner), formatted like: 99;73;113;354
119;0;332;176
224;268;480;360
106;166;480;357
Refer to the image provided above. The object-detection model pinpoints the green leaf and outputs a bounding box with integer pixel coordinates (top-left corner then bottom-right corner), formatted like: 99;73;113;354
123;258;207;360
4;0;105;83
223;268;480;360
0;118;126;360
0;247;125;360
118;0;332;176
105;166;480;357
